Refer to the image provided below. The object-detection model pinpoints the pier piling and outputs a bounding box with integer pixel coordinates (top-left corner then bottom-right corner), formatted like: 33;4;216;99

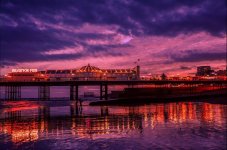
5;86;21;100
38;86;50;100
70;85;79;100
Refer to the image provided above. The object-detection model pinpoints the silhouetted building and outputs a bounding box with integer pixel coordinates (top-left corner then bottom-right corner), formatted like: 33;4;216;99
196;66;213;76
215;70;227;76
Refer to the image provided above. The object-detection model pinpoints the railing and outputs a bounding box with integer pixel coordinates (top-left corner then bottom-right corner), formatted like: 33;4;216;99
0;78;227;82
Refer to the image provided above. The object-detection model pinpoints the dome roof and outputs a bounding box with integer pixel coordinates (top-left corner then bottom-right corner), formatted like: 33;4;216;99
79;64;101;72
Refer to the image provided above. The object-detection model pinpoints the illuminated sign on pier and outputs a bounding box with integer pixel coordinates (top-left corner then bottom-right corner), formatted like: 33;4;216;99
12;69;38;73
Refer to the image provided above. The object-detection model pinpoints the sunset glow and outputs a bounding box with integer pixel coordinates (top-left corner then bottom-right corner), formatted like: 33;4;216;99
0;0;226;76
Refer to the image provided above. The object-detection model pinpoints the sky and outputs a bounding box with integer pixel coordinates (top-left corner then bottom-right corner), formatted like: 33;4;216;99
0;0;226;76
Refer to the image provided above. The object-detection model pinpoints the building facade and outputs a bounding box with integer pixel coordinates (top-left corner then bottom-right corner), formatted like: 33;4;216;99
6;64;140;81
196;66;213;76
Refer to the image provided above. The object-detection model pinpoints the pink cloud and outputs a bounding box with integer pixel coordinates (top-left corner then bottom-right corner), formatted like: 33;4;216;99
1;31;225;76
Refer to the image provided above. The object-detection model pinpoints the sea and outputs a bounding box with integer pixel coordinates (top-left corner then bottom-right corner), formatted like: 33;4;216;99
0;86;226;150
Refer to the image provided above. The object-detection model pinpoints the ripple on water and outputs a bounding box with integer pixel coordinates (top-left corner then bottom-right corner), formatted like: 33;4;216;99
0;100;226;150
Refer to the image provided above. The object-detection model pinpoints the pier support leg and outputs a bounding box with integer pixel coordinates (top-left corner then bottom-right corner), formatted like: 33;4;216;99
100;84;103;100
5;86;21;100
70;102;82;116
100;84;108;100
70;85;79;100
105;84;108;100
70;85;74;100
76;85;79;100
38;86;50;100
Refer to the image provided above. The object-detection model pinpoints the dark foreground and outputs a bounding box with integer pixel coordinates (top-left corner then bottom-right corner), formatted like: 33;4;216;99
0;98;226;150
90;93;227;106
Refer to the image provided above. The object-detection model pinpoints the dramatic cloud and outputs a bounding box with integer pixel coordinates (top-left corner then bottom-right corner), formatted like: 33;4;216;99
0;0;226;75
170;50;226;62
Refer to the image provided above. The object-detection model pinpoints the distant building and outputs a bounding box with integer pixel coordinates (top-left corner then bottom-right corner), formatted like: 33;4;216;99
215;70;227;76
160;73;167;80
196;66;213;76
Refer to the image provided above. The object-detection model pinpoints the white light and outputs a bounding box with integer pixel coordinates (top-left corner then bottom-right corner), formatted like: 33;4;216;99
12;69;38;73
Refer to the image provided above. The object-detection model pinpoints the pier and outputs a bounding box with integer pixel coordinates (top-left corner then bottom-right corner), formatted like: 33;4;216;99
0;80;226;101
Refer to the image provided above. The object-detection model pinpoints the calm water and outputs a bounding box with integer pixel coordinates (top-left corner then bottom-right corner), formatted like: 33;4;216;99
0;100;226;150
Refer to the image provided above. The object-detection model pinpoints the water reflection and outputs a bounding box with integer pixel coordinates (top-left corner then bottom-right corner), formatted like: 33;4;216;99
0;101;226;149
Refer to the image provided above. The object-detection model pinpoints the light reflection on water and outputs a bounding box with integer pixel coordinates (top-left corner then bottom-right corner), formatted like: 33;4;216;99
0;100;226;150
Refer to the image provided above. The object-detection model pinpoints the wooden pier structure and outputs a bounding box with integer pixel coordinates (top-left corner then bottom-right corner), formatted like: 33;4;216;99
0;80;226;100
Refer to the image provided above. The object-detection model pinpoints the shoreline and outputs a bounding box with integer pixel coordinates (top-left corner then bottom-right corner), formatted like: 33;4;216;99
90;93;227;106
